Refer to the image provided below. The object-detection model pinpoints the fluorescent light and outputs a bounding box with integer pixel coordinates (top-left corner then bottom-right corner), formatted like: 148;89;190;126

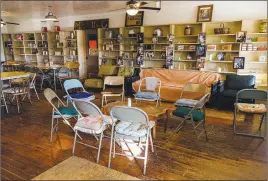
1;24;3;27
127;8;138;16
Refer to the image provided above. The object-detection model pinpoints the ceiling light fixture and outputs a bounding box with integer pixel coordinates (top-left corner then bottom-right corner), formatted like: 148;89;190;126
45;6;57;21
127;7;139;16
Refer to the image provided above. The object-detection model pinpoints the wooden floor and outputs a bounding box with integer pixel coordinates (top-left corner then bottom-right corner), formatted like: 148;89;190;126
1;91;267;180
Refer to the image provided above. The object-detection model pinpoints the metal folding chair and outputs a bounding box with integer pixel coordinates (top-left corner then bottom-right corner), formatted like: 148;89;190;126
233;89;267;138
108;106;155;175
44;88;81;142
134;77;161;107
63;79;95;105
101;76;124;107
167;94;210;142
72;99;111;163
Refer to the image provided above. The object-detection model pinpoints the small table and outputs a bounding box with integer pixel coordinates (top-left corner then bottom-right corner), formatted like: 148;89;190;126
102;99;174;138
0;71;32;80
27;65;63;91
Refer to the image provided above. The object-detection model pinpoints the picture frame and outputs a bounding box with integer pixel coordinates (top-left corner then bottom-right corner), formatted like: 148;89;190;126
197;57;205;69
166;46;174;67
196;45;207;57
197;4;213;22
117;34;123;43
233;57;245;69
125;11;144;27
217;52;226;61
222;44;232;51
198;32;206;44
207;45;217;51
136;33;144;43
177;45;184;51
136;46;144;65
236;31;247;42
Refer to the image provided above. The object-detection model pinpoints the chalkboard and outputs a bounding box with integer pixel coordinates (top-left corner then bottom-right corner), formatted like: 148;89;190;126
74;19;109;30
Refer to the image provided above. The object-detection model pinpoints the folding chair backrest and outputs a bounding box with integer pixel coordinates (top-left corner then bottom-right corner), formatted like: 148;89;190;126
104;76;124;86
181;83;207;99
236;89;267;102
58;67;70;77
110;106;149;126
195;93;210;108
139;77;161;92
72;99;102;117
44;88;65;108
64;79;85;93
29;73;36;87
10;76;31;94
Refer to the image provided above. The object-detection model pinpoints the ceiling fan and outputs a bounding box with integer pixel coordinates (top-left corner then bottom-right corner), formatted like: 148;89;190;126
109;0;161;16
1;19;20;27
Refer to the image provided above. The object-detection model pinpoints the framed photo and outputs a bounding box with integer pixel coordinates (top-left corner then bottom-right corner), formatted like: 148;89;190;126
177;45;184;50
198;32;206;44
197;57;205;69
117;34;123;43
116;56;123;66
217;52;226;61
125;11;144;27
136;33;144;43
136;46;144;65
207;45;217;51
233;57;245;69
196;45;206;57
197;4;213;22
166;46;174;67
236;31;247;42
152;34;158;44
222;44;232;51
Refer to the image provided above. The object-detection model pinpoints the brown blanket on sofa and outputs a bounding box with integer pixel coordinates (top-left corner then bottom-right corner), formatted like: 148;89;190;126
132;69;221;102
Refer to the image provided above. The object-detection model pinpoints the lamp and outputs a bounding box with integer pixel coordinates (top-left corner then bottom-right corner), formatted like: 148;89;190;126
45;6;57;21
126;5;138;16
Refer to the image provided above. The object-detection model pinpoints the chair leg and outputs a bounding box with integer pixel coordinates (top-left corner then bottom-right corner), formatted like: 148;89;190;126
104;96;107;105
108;127;114;168
2;93;9;113
50;116;54;143
101;95;104;107
259;114;265;130
143;135;149;175
33;86;40;100
28;93;33;106
113;132;116;158
96;131;104;163
149;132;154;152
166;120;185;142
72;130;78;155
202;119;208;141
15;95;20;113
41;77;44;90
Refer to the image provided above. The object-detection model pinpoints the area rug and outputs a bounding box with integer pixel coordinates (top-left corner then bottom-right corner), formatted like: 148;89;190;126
32;156;140;180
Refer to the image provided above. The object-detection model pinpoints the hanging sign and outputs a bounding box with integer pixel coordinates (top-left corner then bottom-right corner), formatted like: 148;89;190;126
74;19;109;30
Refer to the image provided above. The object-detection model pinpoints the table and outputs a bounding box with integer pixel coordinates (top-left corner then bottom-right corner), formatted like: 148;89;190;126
27;65;63;91
102;99;175;138
0;71;32;80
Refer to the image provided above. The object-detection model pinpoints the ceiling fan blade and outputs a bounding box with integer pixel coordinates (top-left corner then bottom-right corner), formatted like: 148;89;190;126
5;22;20;25
108;8;126;12
140;2;148;6
139;7;161;10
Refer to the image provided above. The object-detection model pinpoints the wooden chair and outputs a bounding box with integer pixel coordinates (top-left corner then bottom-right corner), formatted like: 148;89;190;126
101;76;124;107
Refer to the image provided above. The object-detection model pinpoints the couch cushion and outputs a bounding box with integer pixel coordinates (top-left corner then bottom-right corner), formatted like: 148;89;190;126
225;75;255;90
134;92;159;100
84;78;103;88
172;107;205;122
220;89;239;98
98;65;117;76
117;67;134;77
